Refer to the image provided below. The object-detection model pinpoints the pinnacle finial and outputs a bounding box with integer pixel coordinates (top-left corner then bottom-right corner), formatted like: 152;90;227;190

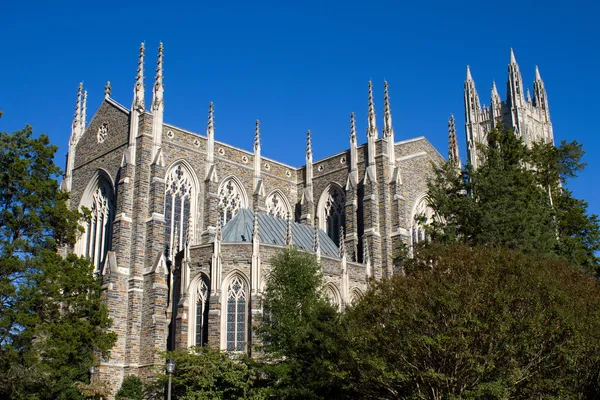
252;210;259;240
133;42;145;110
367;81;377;137
286;212;293;246
216;215;223;241
104;81;112;99
339;226;346;259
313;226;320;254
448;114;461;169
254;120;260;150
466;65;473;81
492;81;499;97
526;88;532;103
152;42;164;112
510;48;517;64
73;83;82;126
363;236;370;265
383;81;393;137
81;90;88;129
535;65;542;81
350;112;356;142
306;130;312;157
208;102;214;128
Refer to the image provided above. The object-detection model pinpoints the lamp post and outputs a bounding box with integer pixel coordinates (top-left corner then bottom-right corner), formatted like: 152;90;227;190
166;358;175;400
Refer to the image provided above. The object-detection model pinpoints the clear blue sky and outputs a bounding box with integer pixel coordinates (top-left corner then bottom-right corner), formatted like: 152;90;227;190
1;0;598;216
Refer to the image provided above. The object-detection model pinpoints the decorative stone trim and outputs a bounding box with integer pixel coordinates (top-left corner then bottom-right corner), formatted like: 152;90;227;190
97;122;108;143
167;130;174;138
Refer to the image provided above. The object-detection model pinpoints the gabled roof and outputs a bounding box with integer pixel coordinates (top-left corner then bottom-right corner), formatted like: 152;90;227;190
221;208;339;258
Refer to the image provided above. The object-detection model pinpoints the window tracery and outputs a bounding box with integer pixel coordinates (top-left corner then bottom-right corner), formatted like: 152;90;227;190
76;176;114;274
265;191;290;219
165;164;194;259
411;197;435;246
218;178;246;225
194;278;210;347
321;185;346;246
226;276;247;351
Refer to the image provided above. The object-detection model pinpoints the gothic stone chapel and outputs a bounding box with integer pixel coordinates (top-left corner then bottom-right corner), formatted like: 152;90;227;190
61;42;552;393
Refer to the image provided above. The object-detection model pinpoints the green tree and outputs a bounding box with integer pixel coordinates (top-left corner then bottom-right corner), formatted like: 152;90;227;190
258;248;345;399
427;126;599;273
0;125;116;398
146;348;267;400
116;375;144;400
342;244;600;399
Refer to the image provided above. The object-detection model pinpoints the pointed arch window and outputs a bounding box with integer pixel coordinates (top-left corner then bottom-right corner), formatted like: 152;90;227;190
320;185;346;246
226;276;247;351
411;197;435;247
265;191;291;219
165;164;194;259
75;175;114;274
194;277;210;347
325;284;341;310
218;178;246;225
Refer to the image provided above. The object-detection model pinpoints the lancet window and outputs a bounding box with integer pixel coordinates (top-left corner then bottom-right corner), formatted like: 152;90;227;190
321;185;346;246
194;277;210;347
165;164;194;260
411;197;435;246
325;284;341;309
218;178;246;225
265;191;290;219
81;181;114;272
226;276;247;351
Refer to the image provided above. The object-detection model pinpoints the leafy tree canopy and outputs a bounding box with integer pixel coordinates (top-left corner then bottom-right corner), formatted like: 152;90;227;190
343;244;600;399
0;125;116;399
426;126;600;274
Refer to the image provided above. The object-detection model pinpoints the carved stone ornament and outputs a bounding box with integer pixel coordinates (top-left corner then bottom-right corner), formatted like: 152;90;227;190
97;122;108;143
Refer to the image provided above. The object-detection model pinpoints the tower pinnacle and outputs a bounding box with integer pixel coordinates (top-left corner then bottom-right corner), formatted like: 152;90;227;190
510;48;517;65
133;42;145;111
383;81;393;138
466;65;473;81
447;115;461;169
367;81;378;138
151;42;165;162
104;81;112;99
254;119;260;151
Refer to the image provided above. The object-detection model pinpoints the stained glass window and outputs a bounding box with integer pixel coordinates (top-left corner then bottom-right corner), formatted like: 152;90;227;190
81;180;113;273
218;179;246;225
165;164;194;259
322;185;346;246
265;191;290;219
226;276;246;351
195;278;209;347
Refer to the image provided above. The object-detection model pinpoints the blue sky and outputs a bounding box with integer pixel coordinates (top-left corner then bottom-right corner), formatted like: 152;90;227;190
1;0;598;216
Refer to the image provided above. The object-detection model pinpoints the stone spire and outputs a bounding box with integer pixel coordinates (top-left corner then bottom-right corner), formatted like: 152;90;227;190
127;43;146;165
349;112;357;170
81;90;87;137
72;82;83;142
464;65;483;168
63;83;83;192
507;48;525;111
305;129;314;201
447;115;461;169
252;208;259;240
206;102;215;171
104;81;112;99
253;120;261;192
313;225;320;257
367;81;378;138
383;81;394;139
285;212;293;246
339;226;346;259
133;42;145;111
383;81;397;178
366;81;377;179
363;236;371;278
151;42;165;163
